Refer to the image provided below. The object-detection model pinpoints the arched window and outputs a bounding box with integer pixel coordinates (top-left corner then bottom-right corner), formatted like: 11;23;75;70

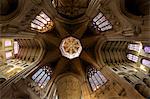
32;66;52;88
31;11;54;33
5;51;13;59
143;46;150;54
141;59;150;68
87;67;107;91
14;41;19;54
128;44;141;52
127;54;138;62
5;40;12;47
93;12;112;32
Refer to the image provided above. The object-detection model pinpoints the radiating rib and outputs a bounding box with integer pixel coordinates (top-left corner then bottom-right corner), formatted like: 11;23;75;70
73;22;89;39
80;51;101;69
52;57;69;78
81;35;101;48
86;0;102;17
54;20;70;38
72;58;85;78
41;48;61;65
41;34;61;47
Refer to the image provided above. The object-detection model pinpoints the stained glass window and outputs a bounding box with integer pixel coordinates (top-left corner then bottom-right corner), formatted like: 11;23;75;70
5;51;12;59
127;54;138;62
128;44;141;52
144;46;150;54
14;41;19;54
31;11;54;33
87;67;107;91
141;59;150;68
32;66;52;88
5;40;12;47
93;12;112;32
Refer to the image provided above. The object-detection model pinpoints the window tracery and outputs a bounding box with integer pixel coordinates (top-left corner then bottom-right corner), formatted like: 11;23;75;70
141;59;150;68
32;66;52;88
31;11;54;33
92;12;112;32
14;41;19;54
5;40;12;47
128;44;141;52
87;67;107;91
5;51;13;59
143;46;150;54
127;54;138;62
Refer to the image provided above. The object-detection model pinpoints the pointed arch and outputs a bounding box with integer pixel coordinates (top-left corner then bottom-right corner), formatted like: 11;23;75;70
87;66;107;91
32;66;53;88
92;12;112;32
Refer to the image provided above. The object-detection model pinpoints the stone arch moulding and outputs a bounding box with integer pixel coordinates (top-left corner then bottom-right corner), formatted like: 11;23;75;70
54;73;82;99
117;0;142;37
95;38;107;67
102;0;141;36
54;73;83;84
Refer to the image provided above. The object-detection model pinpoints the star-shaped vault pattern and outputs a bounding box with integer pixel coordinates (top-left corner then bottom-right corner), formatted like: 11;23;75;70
39;20;101;79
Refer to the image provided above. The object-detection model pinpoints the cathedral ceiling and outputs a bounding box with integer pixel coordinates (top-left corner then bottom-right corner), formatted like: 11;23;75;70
0;0;148;80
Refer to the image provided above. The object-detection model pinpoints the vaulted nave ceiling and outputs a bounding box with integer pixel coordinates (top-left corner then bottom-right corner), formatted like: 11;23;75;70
0;0;115;75
0;0;150;99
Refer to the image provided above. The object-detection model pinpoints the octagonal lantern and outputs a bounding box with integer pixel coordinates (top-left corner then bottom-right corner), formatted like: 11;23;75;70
59;36;82;59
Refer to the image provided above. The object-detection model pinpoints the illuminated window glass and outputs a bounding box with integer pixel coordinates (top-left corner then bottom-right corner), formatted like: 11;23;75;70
14;41;19;54
31;11;54;33
32;68;43;80
141;59;150;68
93;12;112;32
6;51;12;59
32;66;52;88
128;44;141;52
144;46;150;54
87;67;107;91
52;0;56;8
127;54;138;62
5;40;12;47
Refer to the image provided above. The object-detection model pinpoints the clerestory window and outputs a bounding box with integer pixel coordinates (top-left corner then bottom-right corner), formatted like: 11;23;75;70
141;59;150;68
5;40;12;47
31;11;54;33
32;66;52;88
14;41;19;54
87;67;107;91
127;54;138;62
5;51;13;59
128;44;141;52
92;12;112;32
143;46;150;54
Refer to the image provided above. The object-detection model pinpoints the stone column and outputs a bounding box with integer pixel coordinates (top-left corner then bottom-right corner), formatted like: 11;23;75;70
56;75;81;99
81;81;91;99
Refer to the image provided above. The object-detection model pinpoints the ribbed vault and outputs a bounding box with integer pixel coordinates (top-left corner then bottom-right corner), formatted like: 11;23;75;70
0;0;150;99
